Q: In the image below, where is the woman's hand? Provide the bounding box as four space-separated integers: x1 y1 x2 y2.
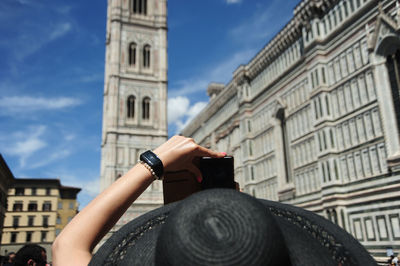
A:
153 135 226 182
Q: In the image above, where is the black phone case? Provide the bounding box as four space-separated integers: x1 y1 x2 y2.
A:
200 156 235 189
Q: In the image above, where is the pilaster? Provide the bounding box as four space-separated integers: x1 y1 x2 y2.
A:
271 103 295 201
371 54 400 163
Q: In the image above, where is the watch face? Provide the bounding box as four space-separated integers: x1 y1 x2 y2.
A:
141 150 163 178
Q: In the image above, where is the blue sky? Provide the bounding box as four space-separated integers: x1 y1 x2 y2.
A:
0 0 300 208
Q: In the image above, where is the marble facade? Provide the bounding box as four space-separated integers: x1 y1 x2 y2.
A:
181 0 400 257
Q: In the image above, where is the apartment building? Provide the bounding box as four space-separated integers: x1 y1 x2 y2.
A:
0 155 14 244
0 178 80 261
55 186 81 236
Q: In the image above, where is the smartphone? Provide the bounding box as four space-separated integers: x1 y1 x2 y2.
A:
163 156 235 204
200 156 235 190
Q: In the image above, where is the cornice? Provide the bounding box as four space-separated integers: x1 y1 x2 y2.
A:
245 9 302 80
368 1 400 53
215 119 240 143
207 82 225 98
183 0 396 139
294 0 341 22
111 16 167 30
181 84 238 136
243 0 362 81
105 128 168 138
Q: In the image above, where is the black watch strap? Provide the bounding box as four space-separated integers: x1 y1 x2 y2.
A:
139 150 164 180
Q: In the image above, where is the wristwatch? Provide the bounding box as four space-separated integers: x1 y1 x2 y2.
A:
139 150 164 180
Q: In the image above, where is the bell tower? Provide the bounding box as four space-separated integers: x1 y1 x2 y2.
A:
100 0 168 229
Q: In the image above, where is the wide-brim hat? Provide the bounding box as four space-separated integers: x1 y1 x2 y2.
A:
90 189 376 266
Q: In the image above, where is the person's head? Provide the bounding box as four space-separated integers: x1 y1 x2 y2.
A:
14 245 47 266
7 252 16 262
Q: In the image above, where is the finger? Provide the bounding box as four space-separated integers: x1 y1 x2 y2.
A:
194 145 226 158
186 164 203 183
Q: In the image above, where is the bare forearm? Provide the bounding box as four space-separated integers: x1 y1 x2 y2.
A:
52 163 153 265
52 136 225 266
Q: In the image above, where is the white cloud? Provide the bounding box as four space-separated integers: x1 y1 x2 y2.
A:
0 96 82 115
168 49 255 135
29 149 72 169
4 125 47 167
13 138 46 158
59 172 100 208
15 0 33 5
188 102 207 120
60 174 100 197
177 101 207 132
9 22 73 62
175 120 187 134
82 178 100 198
168 96 190 124
168 0 295 134
49 22 72 41
169 49 254 98
168 96 207 134
64 134 76 141
226 0 242 4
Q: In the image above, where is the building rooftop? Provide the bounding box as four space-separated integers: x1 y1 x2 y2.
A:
0 154 15 186
60 185 81 199
12 178 61 187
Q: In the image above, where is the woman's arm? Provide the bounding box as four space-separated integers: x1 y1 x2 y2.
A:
52 136 224 266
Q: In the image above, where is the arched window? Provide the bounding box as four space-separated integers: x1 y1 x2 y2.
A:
132 0 147 15
386 49 400 133
127 95 136 118
276 108 292 183
143 45 151 68
142 97 150 120
129 43 136 66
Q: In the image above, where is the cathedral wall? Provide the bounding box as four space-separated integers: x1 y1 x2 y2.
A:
181 0 400 257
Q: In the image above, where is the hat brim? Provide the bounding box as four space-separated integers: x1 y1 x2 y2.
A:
90 196 375 266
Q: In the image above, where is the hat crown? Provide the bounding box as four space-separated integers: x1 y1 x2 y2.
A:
90 189 376 266
155 189 290 266
203 215 229 241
